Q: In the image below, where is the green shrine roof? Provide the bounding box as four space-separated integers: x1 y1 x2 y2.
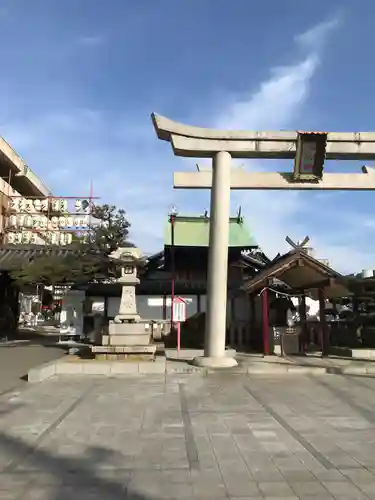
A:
164 215 257 248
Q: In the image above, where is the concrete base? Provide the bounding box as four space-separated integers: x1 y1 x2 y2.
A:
102 334 150 346
166 348 236 362
192 356 238 368
27 352 375 382
91 345 156 361
329 346 375 359
95 354 155 361
92 345 156 354
106 321 151 346
108 321 148 334
28 357 166 382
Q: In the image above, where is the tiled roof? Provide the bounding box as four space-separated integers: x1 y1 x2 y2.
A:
241 249 349 298
0 245 82 270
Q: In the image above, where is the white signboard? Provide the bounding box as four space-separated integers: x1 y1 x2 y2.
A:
147 298 164 307
173 298 186 323
148 297 193 307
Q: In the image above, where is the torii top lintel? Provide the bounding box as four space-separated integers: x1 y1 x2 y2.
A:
151 113 375 161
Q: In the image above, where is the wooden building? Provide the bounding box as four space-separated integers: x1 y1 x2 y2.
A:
85 214 268 347
240 248 352 354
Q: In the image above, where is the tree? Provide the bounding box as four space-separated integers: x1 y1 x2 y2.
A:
89 205 131 252
10 204 137 287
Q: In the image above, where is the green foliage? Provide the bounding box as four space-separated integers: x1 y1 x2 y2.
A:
10 204 134 287
90 204 130 252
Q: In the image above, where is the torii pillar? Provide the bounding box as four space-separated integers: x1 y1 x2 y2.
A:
200 150 233 366
152 115 236 367
151 113 375 368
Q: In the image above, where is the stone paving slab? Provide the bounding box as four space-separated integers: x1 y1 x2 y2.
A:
2 373 375 498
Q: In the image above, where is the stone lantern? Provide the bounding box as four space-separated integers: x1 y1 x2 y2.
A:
91 247 156 360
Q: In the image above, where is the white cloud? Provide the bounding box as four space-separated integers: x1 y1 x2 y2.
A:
215 56 318 131
294 16 341 51
212 20 333 252
203 15 375 274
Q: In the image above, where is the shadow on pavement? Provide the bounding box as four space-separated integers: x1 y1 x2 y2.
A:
0 333 69 396
0 429 158 500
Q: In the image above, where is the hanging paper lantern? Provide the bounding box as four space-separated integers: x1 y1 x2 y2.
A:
59 199 68 211
14 233 22 244
24 215 33 228
22 231 31 244
75 199 82 212
50 216 59 229
25 199 34 212
8 215 17 228
7 233 15 244
34 199 41 212
10 199 19 212
18 199 26 212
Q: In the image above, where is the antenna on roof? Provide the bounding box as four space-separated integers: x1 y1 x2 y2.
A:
237 206 242 222
196 163 200 172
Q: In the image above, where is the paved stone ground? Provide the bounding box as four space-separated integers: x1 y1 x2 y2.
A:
0 339 65 395
2 374 375 499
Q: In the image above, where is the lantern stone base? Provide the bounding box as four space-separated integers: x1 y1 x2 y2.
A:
101 334 150 346
91 345 156 361
104 321 151 346
107 321 147 335
92 319 155 360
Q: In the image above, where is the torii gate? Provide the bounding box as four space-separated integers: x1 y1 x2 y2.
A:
152 113 375 368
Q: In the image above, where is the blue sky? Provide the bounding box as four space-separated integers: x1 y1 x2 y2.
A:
0 0 374 272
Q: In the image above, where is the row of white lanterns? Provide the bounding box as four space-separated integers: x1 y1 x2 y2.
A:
7 232 74 245
10 198 91 213
7 215 90 229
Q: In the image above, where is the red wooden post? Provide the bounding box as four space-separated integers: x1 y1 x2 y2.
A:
177 322 181 355
262 287 269 355
169 213 176 326
299 293 307 354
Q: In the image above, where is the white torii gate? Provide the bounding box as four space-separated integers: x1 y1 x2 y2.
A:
151 113 375 368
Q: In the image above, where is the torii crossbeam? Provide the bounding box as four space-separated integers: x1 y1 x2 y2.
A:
173 166 375 190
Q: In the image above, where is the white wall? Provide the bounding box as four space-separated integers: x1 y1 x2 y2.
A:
107 294 199 320
105 292 258 325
